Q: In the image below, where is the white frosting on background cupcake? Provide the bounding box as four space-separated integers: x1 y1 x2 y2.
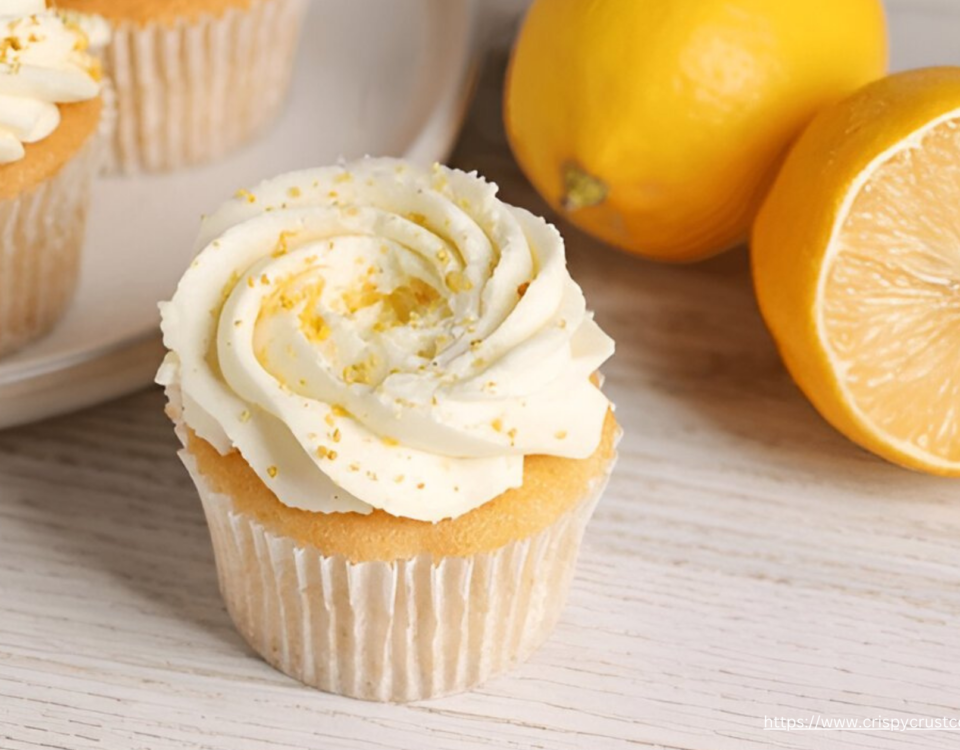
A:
0 0 108 164
159 158 615 522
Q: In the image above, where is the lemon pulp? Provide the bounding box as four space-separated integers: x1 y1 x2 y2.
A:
820 114 960 467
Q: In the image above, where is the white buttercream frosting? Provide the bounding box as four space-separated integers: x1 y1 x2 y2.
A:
0 0 108 165
158 158 615 523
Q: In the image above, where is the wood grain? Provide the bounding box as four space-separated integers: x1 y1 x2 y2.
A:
2 49 960 750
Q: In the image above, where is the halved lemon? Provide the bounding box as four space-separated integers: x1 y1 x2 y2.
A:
753 67 960 475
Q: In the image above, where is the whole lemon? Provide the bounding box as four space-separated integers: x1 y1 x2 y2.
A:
504 0 888 262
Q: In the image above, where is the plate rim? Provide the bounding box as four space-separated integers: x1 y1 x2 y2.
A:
0 0 480 427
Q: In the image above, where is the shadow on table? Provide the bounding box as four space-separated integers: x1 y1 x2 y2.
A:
0 388 253 655
575 233 956 498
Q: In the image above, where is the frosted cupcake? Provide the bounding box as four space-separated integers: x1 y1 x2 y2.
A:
0 0 110 357
57 0 308 174
158 158 618 701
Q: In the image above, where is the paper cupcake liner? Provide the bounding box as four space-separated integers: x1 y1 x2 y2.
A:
103 0 307 174
0 94 113 358
179 446 614 702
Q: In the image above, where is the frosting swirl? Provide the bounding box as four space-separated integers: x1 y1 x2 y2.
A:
0 0 108 165
159 158 615 522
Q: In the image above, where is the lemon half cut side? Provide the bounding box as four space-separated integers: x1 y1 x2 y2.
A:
754 68 960 475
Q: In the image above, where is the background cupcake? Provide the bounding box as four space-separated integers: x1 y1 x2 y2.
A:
56 0 308 174
0 1 110 358
158 157 619 701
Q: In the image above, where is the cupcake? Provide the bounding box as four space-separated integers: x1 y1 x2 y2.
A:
158 158 619 701
56 0 308 174
0 0 110 358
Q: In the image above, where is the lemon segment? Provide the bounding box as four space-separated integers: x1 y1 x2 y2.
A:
821 113 960 468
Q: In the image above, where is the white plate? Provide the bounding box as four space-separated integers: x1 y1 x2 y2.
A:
0 0 478 429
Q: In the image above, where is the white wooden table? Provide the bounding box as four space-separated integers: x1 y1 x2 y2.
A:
2 56 960 750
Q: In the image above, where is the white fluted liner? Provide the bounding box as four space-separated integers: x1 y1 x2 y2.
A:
180 448 613 702
103 0 307 174
0 96 112 358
